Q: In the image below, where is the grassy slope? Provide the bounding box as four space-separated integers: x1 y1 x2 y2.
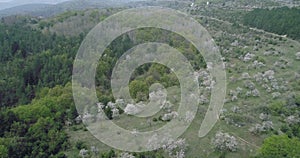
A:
52 4 300 158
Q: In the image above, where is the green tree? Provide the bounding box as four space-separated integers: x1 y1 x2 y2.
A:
0 145 8 158
129 80 149 101
258 135 300 158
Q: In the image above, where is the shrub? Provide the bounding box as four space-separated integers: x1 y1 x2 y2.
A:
258 135 300 158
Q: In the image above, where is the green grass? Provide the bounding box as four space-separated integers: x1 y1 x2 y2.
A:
65 3 300 157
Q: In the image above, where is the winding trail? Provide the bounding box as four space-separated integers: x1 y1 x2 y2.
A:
229 132 260 149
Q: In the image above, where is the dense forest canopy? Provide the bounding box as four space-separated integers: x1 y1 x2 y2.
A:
0 10 206 157
243 7 300 40
0 20 82 106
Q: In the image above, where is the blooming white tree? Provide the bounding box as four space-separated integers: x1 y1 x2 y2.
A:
146 134 187 158
112 108 120 119
244 80 256 90
252 89 260 97
91 146 99 155
263 70 275 80
231 106 240 113
272 92 281 99
296 52 300 60
212 132 238 152
184 111 195 123
116 99 126 109
79 149 89 158
75 115 82 124
235 87 243 96
199 95 209 105
97 102 105 112
285 115 300 125
243 53 255 62
82 112 93 123
231 95 238 102
259 113 269 121
162 138 187 158
160 101 174 110
249 121 273 135
241 72 251 79
119 152 135 158
107 101 116 109
162 111 178 121
124 104 140 115
252 60 265 69
254 72 263 83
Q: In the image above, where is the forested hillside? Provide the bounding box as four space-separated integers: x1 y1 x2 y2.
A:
0 19 82 106
0 1 300 158
0 9 205 157
243 7 300 40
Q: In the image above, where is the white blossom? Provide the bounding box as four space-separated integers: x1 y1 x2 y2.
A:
116 99 126 109
274 58 290 69
91 146 99 154
174 150 185 158
263 70 275 79
264 50 281 56
262 121 273 130
82 112 93 122
202 80 212 87
231 40 239 47
259 113 269 121
124 104 140 115
131 129 138 137
126 55 131 60
160 101 173 110
79 149 88 158
252 60 265 69
241 72 251 79
271 81 280 91
97 102 105 112
112 108 120 119
119 152 135 158
162 138 187 158
199 95 209 105
263 51 272 56
149 89 166 102
206 62 213 71
212 132 238 152
231 106 240 113
231 95 238 102
249 121 273 134
185 111 195 123
245 91 252 97
249 124 263 134
243 53 255 62
244 80 256 90
75 115 82 124
262 84 272 92
272 92 281 99
285 115 300 125
296 52 300 60
254 73 263 83
146 134 161 150
107 101 116 109
229 90 237 96
236 87 243 95
162 111 178 121
252 89 260 97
